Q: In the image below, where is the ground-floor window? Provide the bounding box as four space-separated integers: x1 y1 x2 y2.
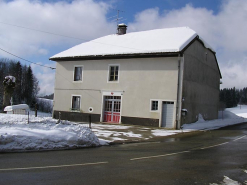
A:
71 96 81 111
151 100 158 111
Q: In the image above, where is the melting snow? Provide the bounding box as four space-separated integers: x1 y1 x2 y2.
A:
210 176 242 185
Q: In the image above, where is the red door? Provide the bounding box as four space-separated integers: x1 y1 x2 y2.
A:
104 96 121 123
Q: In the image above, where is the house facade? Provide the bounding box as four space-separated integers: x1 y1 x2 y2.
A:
50 26 221 129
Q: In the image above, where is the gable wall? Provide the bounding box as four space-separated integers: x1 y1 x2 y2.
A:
182 39 221 125
53 57 179 126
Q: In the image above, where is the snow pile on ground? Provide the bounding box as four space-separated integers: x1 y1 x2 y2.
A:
182 108 247 131
0 114 99 152
226 105 247 118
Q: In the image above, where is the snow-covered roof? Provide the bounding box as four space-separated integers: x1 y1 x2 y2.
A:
4 104 29 111
50 27 214 60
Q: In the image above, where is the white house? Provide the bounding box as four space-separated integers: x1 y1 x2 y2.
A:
50 25 221 129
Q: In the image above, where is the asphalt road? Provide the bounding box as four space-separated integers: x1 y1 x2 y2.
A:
0 123 247 185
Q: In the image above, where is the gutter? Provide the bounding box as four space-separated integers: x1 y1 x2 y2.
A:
49 52 179 61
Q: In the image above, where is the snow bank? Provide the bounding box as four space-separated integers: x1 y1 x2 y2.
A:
0 114 99 152
226 105 247 118
183 109 247 131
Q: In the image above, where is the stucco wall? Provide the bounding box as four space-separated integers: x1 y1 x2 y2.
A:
53 57 178 125
182 40 221 125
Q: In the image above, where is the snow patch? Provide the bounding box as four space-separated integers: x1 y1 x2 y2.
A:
210 176 242 185
152 129 181 137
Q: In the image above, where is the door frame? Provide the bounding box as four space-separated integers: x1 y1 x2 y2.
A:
100 91 124 123
103 96 121 122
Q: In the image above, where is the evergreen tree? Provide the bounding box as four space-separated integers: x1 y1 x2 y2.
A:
219 87 247 108
0 59 40 110
12 61 22 104
21 65 27 103
23 66 34 106
242 88 247 104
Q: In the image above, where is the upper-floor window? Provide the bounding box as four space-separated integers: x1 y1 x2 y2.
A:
74 66 83 81
108 65 119 82
71 95 81 111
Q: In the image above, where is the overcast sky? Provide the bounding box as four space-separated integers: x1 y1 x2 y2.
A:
0 0 246 95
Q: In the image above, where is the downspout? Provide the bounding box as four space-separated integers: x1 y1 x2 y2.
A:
176 54 184 129
52 63 58 119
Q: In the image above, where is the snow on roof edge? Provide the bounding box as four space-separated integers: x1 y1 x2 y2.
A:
50 50 181 60
50 27 215 60
198 36 215 53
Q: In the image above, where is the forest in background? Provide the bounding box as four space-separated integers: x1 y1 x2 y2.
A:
0 58 39 111
219 87 247 108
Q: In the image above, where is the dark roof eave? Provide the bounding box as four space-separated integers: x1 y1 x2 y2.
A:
49 52 180 61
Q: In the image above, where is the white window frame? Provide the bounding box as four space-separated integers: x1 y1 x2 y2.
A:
71 95 81 112
73 65 83 82
107 64 120 83
150 99 159 112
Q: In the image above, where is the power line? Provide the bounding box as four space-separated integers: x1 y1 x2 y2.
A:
0 21 144 52
0 21 84 41
0 47 55 70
